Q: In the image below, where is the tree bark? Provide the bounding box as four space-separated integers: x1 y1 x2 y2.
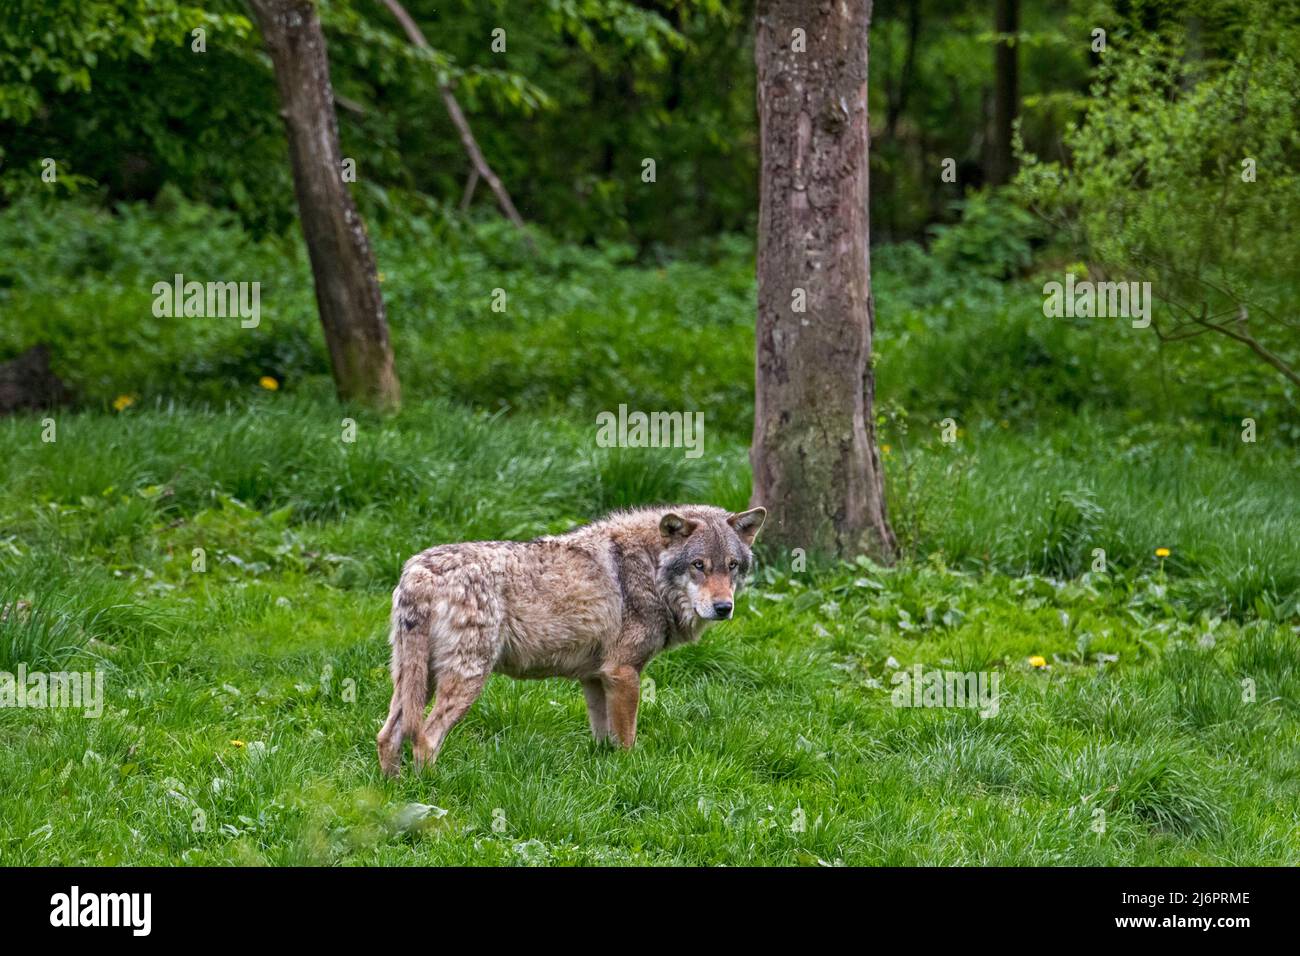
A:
751 0 897 562
250 0 401 411
988 0 1019 186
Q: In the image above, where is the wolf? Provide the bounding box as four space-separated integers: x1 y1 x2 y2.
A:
376 504 766 775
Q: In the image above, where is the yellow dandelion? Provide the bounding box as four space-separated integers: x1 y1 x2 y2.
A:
1155 547 1171 558
112 395 135 412
230 739 245 748
1028 655 1047 668
881 444 892 455
258 376 279 391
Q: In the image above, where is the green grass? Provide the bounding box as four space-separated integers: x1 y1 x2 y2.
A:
0 400 1297 865
0 197 1296 865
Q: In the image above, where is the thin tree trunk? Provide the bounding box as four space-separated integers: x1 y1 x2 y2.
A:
751 0 897 562
459 167 480 212
378 0 527 230
885 0 922 140
250 0 400 410
988 0 1019 186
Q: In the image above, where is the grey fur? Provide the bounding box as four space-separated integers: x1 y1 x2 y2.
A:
377 504 765 774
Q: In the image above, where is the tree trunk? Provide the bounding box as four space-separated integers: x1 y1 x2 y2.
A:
250 0 401 411
751 0 897 563
988 0 1019 186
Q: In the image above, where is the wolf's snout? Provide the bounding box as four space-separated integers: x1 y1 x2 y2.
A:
712 600 733 619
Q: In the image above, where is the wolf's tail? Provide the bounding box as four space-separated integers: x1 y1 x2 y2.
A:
389 579 432 742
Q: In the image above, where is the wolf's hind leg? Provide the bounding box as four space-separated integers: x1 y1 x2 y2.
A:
376 686 405 777
377 567 441 776
582 678 610 742
413 671 488 771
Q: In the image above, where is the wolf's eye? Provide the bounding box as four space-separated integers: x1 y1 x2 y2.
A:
692 560 705 571
728 559 738 570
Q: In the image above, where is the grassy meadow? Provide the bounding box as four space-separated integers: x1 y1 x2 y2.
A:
0 199 1297 865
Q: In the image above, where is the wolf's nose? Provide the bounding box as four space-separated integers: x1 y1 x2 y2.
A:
712 601 733 619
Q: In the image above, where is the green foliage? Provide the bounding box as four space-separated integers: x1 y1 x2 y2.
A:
868 0 1093 241
0 1 254 124
4 190 1296 437
1015 0 1300 405
0 2 267 210
0 194 757 432
0 0 757 242
0 0 1106 245
928 190 1043 279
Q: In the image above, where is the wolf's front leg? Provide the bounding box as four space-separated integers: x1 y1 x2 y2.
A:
581 677 610 742
602 665 641 749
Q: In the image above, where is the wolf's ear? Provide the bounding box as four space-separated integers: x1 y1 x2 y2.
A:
660 512 697 540
727 507 767 546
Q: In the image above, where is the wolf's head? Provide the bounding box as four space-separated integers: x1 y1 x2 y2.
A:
657 506 766 624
